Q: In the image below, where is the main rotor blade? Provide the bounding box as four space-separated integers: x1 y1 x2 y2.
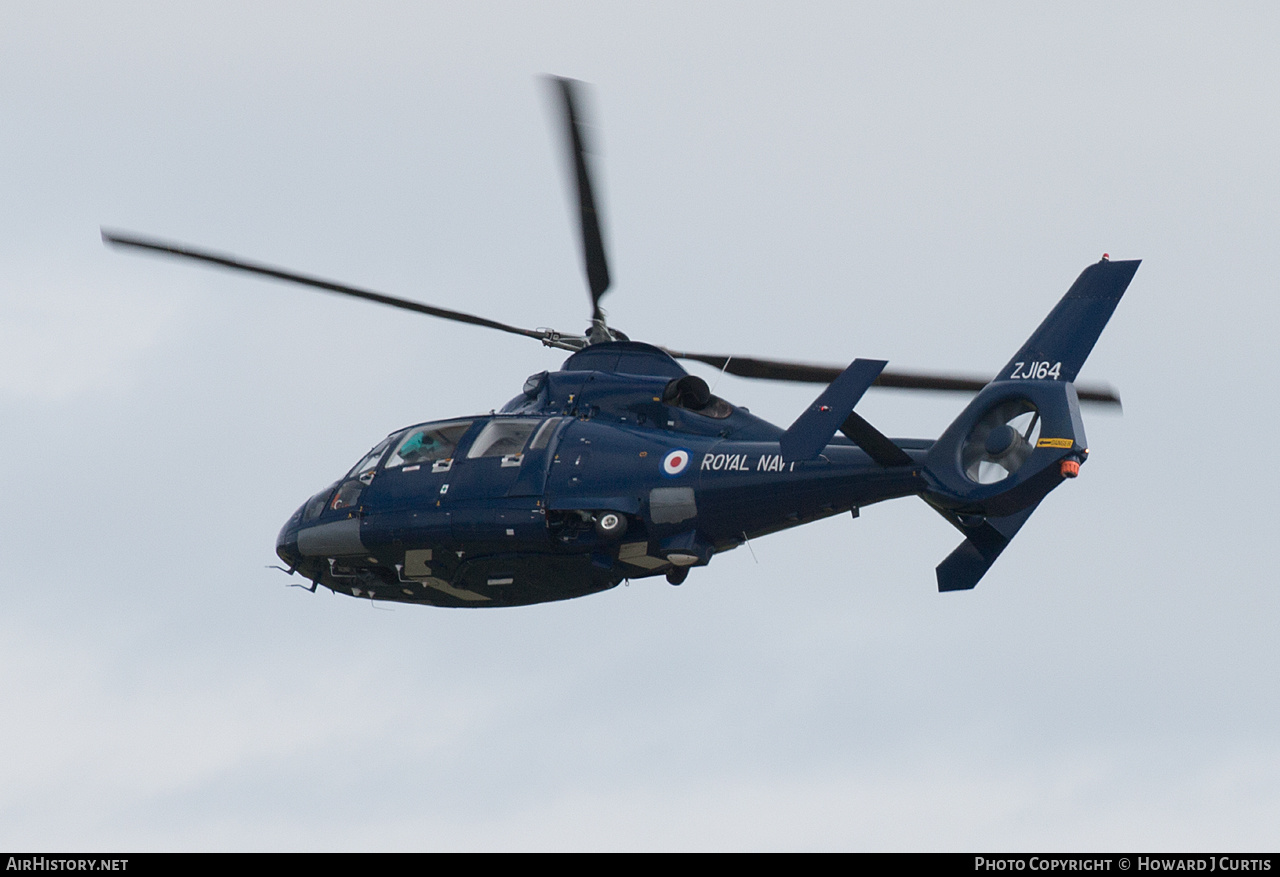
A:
101 229 549 342
550 76 611 319
662 349 1122 406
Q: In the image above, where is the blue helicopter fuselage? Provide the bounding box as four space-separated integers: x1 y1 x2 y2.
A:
275 342 929 607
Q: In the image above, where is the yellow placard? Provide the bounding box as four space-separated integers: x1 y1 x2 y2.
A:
1036 437 1074 449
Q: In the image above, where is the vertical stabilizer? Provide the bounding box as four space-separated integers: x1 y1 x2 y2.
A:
922 257 1139 591
997 258 1139 385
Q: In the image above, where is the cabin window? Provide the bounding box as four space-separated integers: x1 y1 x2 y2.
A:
386 421 474 469
467 419 541 459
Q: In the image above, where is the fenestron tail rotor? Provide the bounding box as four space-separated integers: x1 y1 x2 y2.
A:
959 399 1041 484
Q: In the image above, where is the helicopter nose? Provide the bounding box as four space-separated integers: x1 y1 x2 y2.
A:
276 504 304 569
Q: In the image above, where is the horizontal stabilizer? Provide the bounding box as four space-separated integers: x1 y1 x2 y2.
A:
935 501 1040 592
779 359 886 461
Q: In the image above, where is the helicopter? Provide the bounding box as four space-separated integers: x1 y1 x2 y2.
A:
103 77 1138 608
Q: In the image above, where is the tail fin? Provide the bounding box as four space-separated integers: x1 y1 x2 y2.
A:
998 257 1139 385
922 257 1139 590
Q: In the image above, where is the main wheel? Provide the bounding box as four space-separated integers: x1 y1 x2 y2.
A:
594 511 628 539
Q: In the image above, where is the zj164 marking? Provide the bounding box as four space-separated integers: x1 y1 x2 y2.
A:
1010 361 1062 380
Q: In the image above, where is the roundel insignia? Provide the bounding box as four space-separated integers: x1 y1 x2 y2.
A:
662 448 691 477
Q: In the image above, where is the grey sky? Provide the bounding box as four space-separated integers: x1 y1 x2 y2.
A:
1 3 1277 850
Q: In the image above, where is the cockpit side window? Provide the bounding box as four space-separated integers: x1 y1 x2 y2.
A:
386 421 474 469
467 418 541 459
346 437 394 484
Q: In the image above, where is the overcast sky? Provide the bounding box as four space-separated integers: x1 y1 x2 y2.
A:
2 2 1278 851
